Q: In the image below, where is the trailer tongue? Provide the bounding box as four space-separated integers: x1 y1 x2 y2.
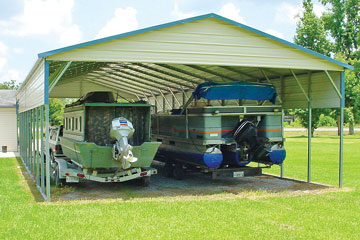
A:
152 82 286 180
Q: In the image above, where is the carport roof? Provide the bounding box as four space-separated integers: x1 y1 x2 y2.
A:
17 13 353 112
38 13 352 70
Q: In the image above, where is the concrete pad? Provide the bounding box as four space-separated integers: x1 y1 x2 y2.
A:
0 152 19 158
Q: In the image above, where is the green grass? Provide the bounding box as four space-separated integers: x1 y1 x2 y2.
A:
261 134 360 189
1 135 360 239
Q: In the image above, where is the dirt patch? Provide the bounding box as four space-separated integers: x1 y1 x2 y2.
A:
47 162 351 203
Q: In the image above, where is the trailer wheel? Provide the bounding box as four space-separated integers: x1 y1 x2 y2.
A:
140 176 150 187
173 164 185 180
52 163 65 187
164 163 174 178
50 151 55 161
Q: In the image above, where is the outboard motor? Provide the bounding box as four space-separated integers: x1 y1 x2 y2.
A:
233 120 258 149
233 119 286 165
110 117 138 169
233 120 258 162
254 143 286 164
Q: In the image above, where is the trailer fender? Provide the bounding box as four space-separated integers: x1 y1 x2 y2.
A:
55 159 70 179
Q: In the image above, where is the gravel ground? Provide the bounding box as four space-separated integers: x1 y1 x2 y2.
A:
52 161 328 201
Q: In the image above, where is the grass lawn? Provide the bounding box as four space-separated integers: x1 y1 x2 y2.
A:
1 135 360 239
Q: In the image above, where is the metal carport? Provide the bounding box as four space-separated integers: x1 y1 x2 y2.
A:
16 13 353 201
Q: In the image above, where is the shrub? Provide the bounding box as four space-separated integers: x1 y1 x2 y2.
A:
318 114 337 127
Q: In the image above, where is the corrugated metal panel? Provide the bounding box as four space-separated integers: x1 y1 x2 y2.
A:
148 71 341 110
17 59 45 113
49 77 137 99
276 71 340 108
46 18 343 71
0 108 17 151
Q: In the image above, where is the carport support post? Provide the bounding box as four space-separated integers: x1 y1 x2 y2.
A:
44 60 51 201
36 107 40 186
339 71 345 188
40 105 45 192
307 72 312 183
28 110 31 170
280 109 284 178
45 103 50 200
280 76 284 178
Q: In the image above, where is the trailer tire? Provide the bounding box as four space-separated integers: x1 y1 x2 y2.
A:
164 163 174 178
140 176 151 187
52 163 65 187
173 164 185 180
50 151 55 162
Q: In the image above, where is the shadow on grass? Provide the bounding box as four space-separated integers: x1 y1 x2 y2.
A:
15 157 45 202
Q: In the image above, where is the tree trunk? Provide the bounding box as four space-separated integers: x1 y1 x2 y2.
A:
337 116 340 136
349 122 355 135
311 127 315 137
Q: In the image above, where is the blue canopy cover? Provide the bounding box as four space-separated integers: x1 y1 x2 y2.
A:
192 82 278 104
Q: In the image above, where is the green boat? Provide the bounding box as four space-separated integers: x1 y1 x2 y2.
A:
53 92 160 186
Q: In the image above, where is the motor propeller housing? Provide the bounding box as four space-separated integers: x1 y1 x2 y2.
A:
110 117 138 169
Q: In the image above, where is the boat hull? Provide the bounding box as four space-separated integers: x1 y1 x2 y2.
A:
60 137 161 169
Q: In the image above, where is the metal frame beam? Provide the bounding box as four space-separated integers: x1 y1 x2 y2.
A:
85 78 137 97
159 90 172 109
40 106 45 192
155 63 209 84
150 91 161 108
86 76 151 96
307 71 312 183
45 60 51 201
49 61 72 92
185 65 239 82
133 63 202 86
219 66 260 80
109 66 189 91
168 87 181 107
92 71 169 93
339 71 345 188
290 69 310 102
261 68 284 77
324 70 342 99
88 73 155 94
117 64 194 89
260 68 283 104
99 69 175 92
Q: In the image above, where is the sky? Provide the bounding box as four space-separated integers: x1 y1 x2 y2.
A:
0 0 327 84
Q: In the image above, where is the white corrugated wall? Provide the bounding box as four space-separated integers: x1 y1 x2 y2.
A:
17 59 45 113
0 108 17 152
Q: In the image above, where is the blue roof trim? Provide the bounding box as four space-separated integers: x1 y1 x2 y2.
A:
38 13 353 70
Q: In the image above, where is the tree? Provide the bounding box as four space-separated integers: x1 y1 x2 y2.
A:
294 0 332 56
0 80 20 90
49 98 66 125
293 0 332 135
294 108 330 136
321 0 359 59
345 59 360 134
320 0 360 134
